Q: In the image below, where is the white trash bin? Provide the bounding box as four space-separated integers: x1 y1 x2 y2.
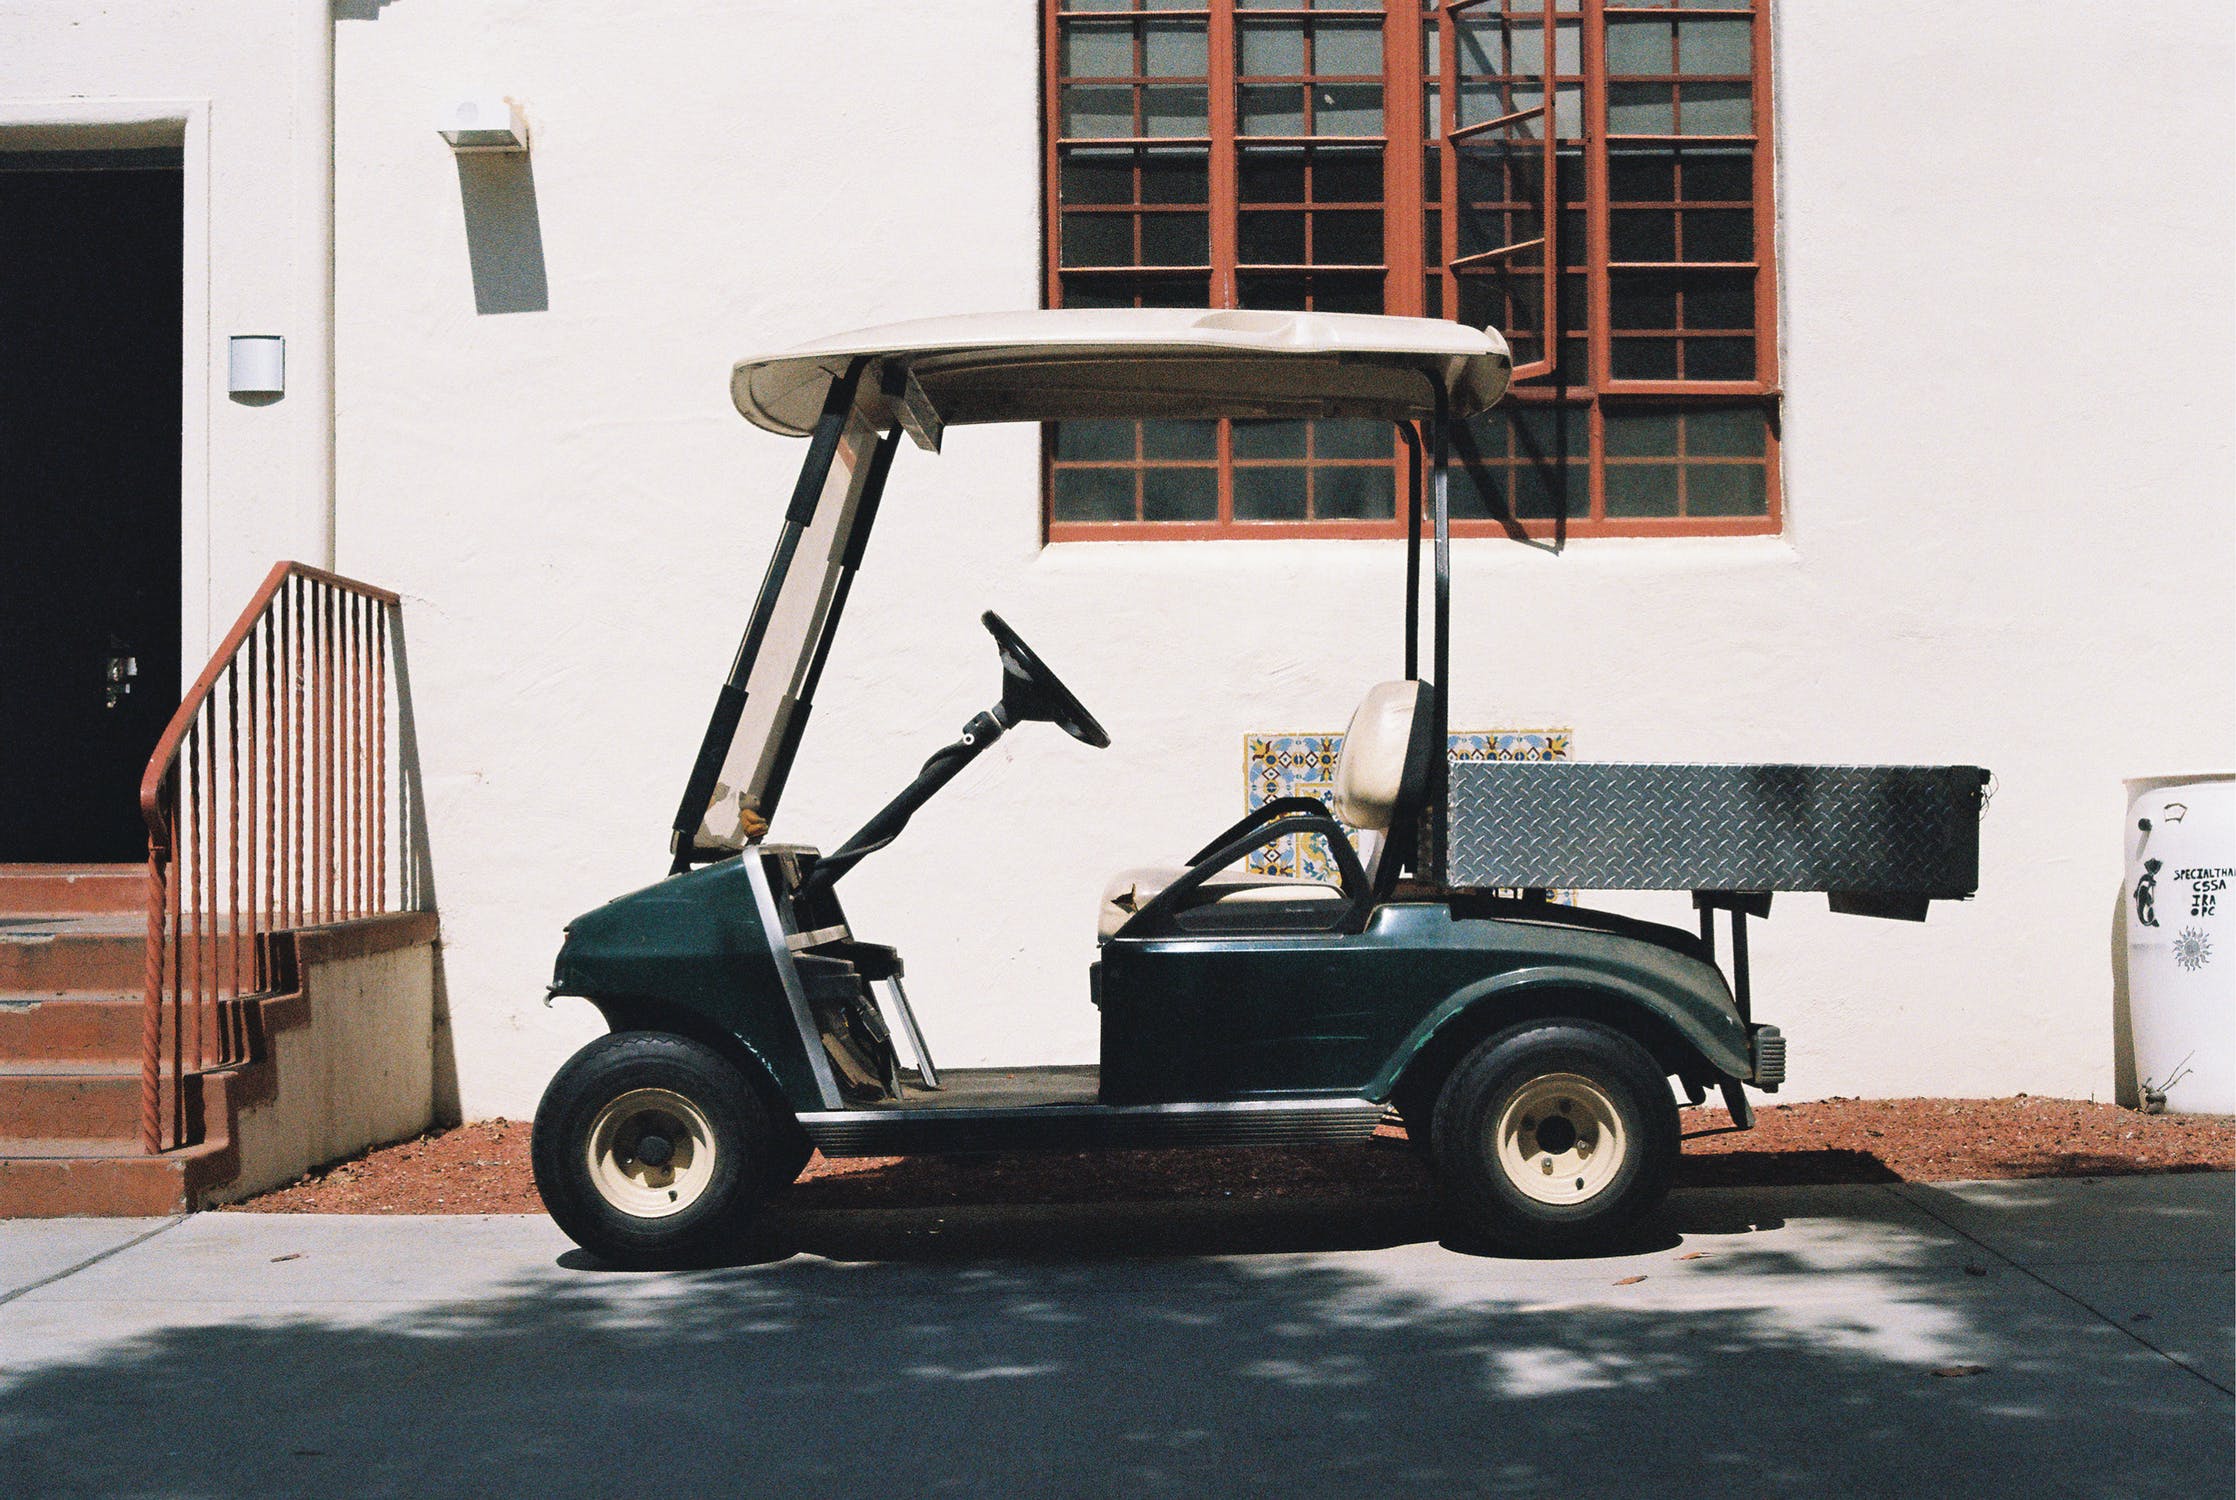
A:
2122 773 2234 1113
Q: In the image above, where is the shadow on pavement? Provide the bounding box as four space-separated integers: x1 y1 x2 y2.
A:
2 1182 2229 1497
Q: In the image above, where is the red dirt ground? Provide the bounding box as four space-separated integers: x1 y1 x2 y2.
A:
227 1096 2233 1215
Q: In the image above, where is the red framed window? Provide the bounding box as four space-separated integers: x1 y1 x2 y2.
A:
1043 0 1781 540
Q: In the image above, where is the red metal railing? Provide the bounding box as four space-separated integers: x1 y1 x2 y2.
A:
138 562 417 1152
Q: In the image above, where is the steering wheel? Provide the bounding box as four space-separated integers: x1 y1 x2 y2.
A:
982 612 1111 749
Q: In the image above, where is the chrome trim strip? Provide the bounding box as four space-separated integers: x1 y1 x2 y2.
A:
798 1097 1383 1155
745 854 843 1110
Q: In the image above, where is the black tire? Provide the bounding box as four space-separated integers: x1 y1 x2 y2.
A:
532 1031 780 1268
1429 1019 1680 1252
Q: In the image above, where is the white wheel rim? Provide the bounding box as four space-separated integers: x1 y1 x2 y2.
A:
1492 1072 1628 1206
585 1087 717 1220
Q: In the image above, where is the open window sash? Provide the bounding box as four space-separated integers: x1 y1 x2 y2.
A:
1440 0 1559 383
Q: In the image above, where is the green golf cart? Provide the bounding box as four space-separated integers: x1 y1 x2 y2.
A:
531 309 1987 1266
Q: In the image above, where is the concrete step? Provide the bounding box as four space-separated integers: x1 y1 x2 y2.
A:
0 915 148 993
0 1063 143 1141
0 1140 225 1216
0 994 144 1065
0 864 144 916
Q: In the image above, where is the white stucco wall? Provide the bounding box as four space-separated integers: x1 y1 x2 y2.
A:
0 0 332 656
96 0 2224 1117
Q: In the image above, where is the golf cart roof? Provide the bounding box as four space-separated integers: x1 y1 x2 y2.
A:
731 308 1512 439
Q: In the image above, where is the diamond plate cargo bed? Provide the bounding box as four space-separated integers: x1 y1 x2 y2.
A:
1446 762 1989 909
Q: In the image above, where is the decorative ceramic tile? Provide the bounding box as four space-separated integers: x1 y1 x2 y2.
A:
1244 728 1574 883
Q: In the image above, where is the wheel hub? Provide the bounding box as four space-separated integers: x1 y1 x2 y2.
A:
585 1087 717 1219
1493 1073 1628 1206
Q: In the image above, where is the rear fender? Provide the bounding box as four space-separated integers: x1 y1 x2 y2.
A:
1373 961 1751 1105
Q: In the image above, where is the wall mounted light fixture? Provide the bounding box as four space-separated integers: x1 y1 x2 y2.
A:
438 97 529 153
228 335 285 396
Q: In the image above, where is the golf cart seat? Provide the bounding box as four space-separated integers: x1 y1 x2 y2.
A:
1098 680 1433 940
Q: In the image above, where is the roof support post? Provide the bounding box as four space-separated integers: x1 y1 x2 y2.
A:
1398 421 1424 682
1429 382 1452 887
669 357 868 871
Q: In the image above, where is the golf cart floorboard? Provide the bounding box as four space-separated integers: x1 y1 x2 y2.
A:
798 1066 1383 1157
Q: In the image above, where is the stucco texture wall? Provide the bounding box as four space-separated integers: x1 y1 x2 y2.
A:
329 1 2234 1118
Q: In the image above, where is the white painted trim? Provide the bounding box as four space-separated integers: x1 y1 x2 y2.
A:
0 97 212 678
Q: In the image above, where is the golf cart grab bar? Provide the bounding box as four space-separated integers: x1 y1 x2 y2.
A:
1123 811 1372 937
1187 797 1333 866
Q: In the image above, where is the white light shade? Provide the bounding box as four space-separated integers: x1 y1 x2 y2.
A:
438 96 529 153
228 335 285 396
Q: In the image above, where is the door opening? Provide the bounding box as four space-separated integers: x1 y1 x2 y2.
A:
0 148 184 862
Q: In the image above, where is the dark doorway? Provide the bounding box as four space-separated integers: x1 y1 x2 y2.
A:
0 151 184 862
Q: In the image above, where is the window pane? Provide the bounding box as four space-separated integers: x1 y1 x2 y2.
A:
1682 150 1752 202
1684 336 1755 379
1139 151 1209 203
1606 84 1675 134
1240 21 1306 76
1233 467 1311 520
1142 419 1220 460
1314 465 1396 519
1603 411 1679 458
1052 468 1136 522
1677 18 1751 76
1142 466 1220 520
1608 151 1676 204
1139 211 1210 264
1682 208 1751 262
1680 270 1750 328
1241 84 1307 135
1062 22 1136 79
1685 406 1767 458
1512 453 1587 519
1142 20 1208 76
1061 212 1134 267
1313 418 1392 460
1613 338 1679 379
1241 149 1307 202
1685 464 1767 517
1055 420 1136 462
1241 210 1307 263
1311 21 1383 76
1610 270 1679 331
1062 84 1134 137
1610 209 1677 261
1313 84 1383 136
1679 83 1751 134
1451 463 1504 519
1514 405 1586 461
1605 17 1673 74
1311 274 1384 314
1061 152 1134 205
1143 85 1210 136
1314 210 1382 264
1233 420 1308 460
1313 151 1382 203
1604 463 1680 517
1059 273 1212 309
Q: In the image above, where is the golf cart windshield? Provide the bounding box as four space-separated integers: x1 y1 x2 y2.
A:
673 309 1512 867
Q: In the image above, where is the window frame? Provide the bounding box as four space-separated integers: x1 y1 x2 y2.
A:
1041 0 1781 542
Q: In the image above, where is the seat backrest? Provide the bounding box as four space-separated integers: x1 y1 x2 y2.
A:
1330 679 1434 894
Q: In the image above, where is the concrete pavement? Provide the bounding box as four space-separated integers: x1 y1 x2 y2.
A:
1 1174 2228 1498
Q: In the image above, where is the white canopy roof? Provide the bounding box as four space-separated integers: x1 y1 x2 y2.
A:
730 308 1512 439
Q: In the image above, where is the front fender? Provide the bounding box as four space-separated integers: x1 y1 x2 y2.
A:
549 858 828 1111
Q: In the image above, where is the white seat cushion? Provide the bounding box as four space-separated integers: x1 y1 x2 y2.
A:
1098 865 1344 941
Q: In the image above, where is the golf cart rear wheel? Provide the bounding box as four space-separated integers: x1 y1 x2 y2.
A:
1430 1019 1679 1251
533 1031 776 1268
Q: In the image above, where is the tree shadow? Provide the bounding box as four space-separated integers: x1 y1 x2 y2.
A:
3 1188 2226 1498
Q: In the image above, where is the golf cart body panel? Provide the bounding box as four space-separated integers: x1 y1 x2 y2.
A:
1096 901 1751 1106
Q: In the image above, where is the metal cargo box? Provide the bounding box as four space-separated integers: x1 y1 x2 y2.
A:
1446 762 1989 902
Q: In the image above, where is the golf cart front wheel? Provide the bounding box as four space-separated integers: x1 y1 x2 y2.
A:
532 1031 777 1268
1430 1019 1679 1250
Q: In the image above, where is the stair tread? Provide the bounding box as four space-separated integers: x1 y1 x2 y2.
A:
0 1060 144 1080
0 1137 178 1160
0 915 148 939
0 992 142 1006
